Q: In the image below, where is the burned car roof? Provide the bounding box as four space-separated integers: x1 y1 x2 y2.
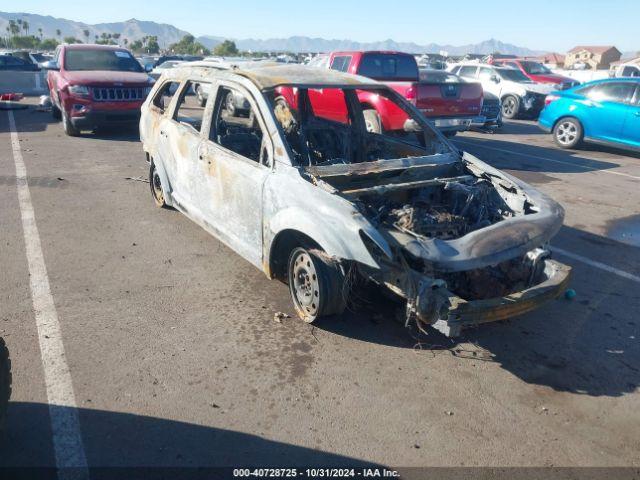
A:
163 63 382 90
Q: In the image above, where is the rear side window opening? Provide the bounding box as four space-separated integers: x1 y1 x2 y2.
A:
152 81 181 112
356 54 418 81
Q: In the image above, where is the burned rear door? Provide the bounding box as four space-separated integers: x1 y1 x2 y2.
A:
197 82 273 268
164 80 210 216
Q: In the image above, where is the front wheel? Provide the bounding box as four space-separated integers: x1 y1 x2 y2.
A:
0 338 11 431
553 118 583 149
61 110 79 136
501 95 520 119
196 85 206 107
287 248 346 323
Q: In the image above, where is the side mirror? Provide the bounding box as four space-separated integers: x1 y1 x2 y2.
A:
145 64 153 73
42 60 59 71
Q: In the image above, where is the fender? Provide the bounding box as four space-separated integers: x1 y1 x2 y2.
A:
266 205 391 270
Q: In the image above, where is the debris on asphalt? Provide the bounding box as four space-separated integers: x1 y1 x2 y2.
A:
125 176 149 183
445 410 454 416
565 289 577 300
274 312 291 323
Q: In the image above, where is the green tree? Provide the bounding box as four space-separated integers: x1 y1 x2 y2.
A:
38 27 43 40
213 40 239 57
56 28 61 41
146 35 160 54
40 38 59 51
83 29 90 43
169 35 211 55
22 20 29 36
63 36 81 44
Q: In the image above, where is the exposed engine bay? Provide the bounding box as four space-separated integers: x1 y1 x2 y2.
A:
360 178 515 241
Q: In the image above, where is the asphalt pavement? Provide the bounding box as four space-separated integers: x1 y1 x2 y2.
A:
1 104 639 474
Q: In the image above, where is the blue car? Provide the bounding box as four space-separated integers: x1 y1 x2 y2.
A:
538 78 640 150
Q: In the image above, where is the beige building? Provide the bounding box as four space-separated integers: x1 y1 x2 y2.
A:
565 46 622 70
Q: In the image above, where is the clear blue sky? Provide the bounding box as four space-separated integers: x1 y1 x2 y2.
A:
11 0 638 52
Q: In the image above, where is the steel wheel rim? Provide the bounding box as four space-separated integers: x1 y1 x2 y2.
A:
225 93 235 113
152 169 164 204
556 121 577 145
291 252 320 317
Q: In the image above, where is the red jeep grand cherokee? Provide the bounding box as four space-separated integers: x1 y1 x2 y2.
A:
46 44 154 136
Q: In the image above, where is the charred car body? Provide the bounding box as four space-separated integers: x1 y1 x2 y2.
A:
140 63 570 337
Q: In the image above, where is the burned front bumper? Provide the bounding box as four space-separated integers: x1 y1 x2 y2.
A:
430 259 571 337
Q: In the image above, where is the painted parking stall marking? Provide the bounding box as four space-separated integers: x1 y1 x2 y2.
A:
8 111 89 479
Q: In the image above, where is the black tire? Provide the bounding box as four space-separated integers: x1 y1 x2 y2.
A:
0 338 11 432
501 95 520 119
149 161 167 208
363 109 382 134
196 85 206 107
443 131 457 138
62 110 79 137
51 102 61 120
287 247 346 323
553 117 583 149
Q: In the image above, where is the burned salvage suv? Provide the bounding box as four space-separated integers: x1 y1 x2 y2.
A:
140 63 571 337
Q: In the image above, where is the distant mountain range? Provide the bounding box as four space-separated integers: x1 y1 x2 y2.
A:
0 11 543 56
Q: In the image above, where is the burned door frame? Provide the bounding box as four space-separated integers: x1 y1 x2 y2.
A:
161 79 212 217
196 79 275 269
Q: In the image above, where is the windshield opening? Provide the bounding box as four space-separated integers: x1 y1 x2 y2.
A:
267 86 449 167
521 61 551 75
64 49 144 72
499 68 530 82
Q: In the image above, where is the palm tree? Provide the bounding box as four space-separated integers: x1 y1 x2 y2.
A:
123 38 128 47
83 29 90 43
56 28 61 41
22 20 29 36
38 27 43 40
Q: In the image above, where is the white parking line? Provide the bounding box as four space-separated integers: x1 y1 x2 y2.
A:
455 139 640 181
552 246 640 284
8 111 89 478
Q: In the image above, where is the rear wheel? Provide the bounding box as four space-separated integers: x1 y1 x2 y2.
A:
0 338 11 431
149 161 167 208
225 92 236 116
363 109 382 134
553 117 583 149
501 95 520 119
196 84 206 107
287 248 346 323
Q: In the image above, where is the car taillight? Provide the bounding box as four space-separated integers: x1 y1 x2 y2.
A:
405 86 416 105
545 94 560 106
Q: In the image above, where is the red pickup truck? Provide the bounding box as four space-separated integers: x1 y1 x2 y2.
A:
284 51 483 135
45 44 154 136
